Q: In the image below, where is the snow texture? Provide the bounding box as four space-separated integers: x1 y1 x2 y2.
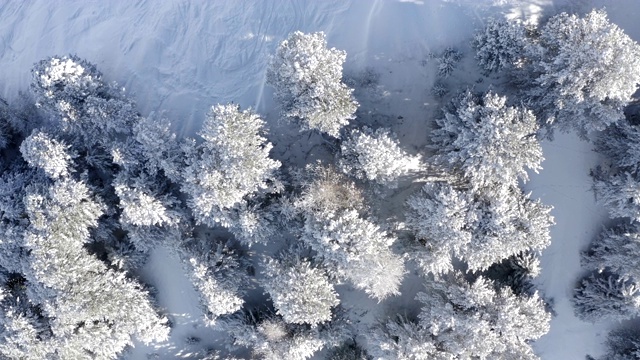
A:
0 0 638 359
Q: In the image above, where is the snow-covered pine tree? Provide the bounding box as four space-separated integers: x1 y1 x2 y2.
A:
31 55 105 117
114 177 180 229
223 311 326 360
573 273 640 322
594 121 640 174
0 168 38 275
525 9 640 136
405 182 553 274
219 202 280 247
416 274 549 359
431 90 543 194
0 98 18 150
591 121 640 223
31 55 140 148
181 103 280 231
338 126 420 188
0 303 51 359
261 254 339 326
466 186 553 271
292 164 404 300
178 238 250 325
436 47 462 78
20 130 75 179
302 209 405 300
365 315 439 360
582 223 640 284
485 251 542 296
404 182 472 275
20 178 169 358
31 55 186 256
267 31 358 138
326 340 369 360
0 272 52 359
473 17 528 73
367 274 549 359
133 113 185 182
592 168 640 221
602 327 640 360
113 173 183 253
31 55 186 185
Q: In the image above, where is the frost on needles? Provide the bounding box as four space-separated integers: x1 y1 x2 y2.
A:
0 46 380 358
6 10 636 356
267 31 358 138
473 9 640 138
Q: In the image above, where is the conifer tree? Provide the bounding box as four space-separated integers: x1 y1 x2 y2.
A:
583 223 640 286
179 238 250 325
181 103 280 229
431 90 542 194
602 327 640 360
293 165 404 300
417 275 549 359
526 10 640 136
267 31 358 137
20 130 75 179
594 121 640 174
18 178 169 358
261 255 339 326
473 17 528 73
339 127 419 188
368 274 549 359
223 311 326 360
31 55 140 148
574 273 640 322
302 209 405 300
405 183 553 273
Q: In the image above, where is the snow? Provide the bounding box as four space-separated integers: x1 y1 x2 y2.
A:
0 0 479 138
133 246 226 358
1 0 639 359
524 133 612 359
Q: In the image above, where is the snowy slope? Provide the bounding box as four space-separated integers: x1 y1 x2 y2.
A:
1 0 639 359
524 133 612 359
0 0 481 137
525 3 640 359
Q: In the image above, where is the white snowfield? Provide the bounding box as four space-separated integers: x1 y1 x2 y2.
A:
1 0 639 359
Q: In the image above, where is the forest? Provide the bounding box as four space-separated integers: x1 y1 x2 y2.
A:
1 7 640 360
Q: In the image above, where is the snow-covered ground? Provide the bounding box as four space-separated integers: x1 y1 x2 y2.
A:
525 133 611 359
1 0 639 359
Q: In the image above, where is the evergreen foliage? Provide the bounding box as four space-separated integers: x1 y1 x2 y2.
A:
223 311 328 360
583 223 640 283
526 10 640 136
302 208 405 300
20 130 75 179
473 17 528 73
405 182 553 273
595 121 640 174
339 126 419 188
261 255 339 326
583 108 640 324
573 273 640 322
179 239 249 325
182 103 280 228
267 31 358 137
431 90 543 194
0 16 572 356
602 327 640 360
436 47 462 78
367 274 549 359
19 178 169 358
